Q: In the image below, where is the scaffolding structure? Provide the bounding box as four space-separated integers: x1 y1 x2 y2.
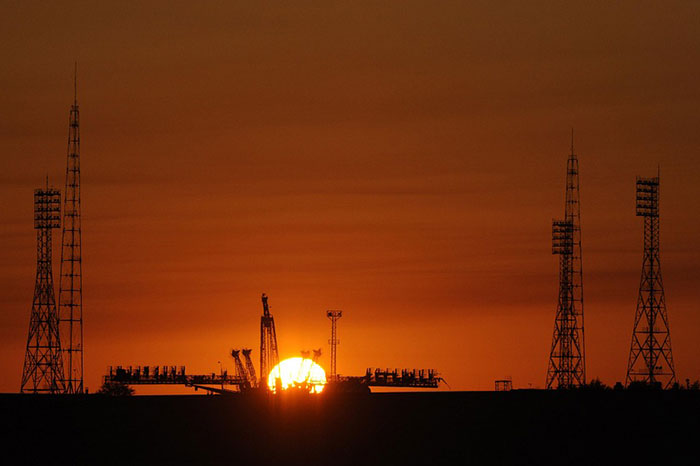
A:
359 368 441 388
21 186 65 393
626 175 676 388
494 378 513 392
105 365 249 391
546 134 586 388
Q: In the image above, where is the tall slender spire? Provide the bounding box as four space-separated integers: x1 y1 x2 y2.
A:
546 133 586 388
570 128 574 155
59 66 84 394
73 62 77 105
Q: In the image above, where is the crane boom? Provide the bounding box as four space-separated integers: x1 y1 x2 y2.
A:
242 348 257 388
230 350 251 391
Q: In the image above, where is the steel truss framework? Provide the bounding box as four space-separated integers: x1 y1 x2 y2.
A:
59 67 84 394
327 310 342 381
626 176 676 388
547 136 586 388
260 294 279 387
21 187 66 393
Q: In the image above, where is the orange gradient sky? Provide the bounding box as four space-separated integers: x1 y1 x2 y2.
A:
1 1 700 392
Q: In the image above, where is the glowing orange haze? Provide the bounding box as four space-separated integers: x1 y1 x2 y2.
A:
1 2 700 393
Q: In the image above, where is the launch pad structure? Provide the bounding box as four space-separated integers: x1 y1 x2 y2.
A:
104 294 443 393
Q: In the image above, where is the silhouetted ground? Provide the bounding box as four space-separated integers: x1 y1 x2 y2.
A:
2 390 699 465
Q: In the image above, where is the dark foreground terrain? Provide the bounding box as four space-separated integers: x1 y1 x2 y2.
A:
2 390 699 465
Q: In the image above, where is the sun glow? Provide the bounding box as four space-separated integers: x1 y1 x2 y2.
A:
267 357 327 394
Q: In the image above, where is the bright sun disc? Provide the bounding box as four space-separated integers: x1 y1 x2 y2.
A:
267 357 327 394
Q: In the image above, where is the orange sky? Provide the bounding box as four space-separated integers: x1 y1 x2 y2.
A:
1 1 700 393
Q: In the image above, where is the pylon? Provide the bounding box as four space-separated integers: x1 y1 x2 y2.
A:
21 185 65 393
626 174 676 388
59 64 84 394
546 132 586 388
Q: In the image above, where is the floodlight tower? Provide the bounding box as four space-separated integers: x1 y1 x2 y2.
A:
21 185 66 393
58 65 84 394
259 293 279 387
626 174 676 388
327 310 342 381
546 133 586 389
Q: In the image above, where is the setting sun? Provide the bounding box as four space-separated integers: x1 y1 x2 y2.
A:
267 357 327 394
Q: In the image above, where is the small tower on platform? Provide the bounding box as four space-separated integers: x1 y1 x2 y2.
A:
327 310 342 381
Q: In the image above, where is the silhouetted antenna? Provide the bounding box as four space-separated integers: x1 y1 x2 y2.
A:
327 310 342 381
546 134 586 388
626 174 676 388
570 128 574 154
58 67 84 394
73 62 77 104
21 185 65 393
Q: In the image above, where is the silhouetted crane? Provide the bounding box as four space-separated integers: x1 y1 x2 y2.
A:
241 348 257 388
230 349 251 391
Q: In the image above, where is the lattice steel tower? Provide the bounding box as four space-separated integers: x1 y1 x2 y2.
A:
59 66 84 394
546 133 586 389
259 293 279 387
326 310 342 381
21 185 66 393
626 174 676 388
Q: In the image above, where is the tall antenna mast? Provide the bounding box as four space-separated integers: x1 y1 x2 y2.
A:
21 185 65 393
626 174 676 387
546 132 586 388
59 63 84 394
